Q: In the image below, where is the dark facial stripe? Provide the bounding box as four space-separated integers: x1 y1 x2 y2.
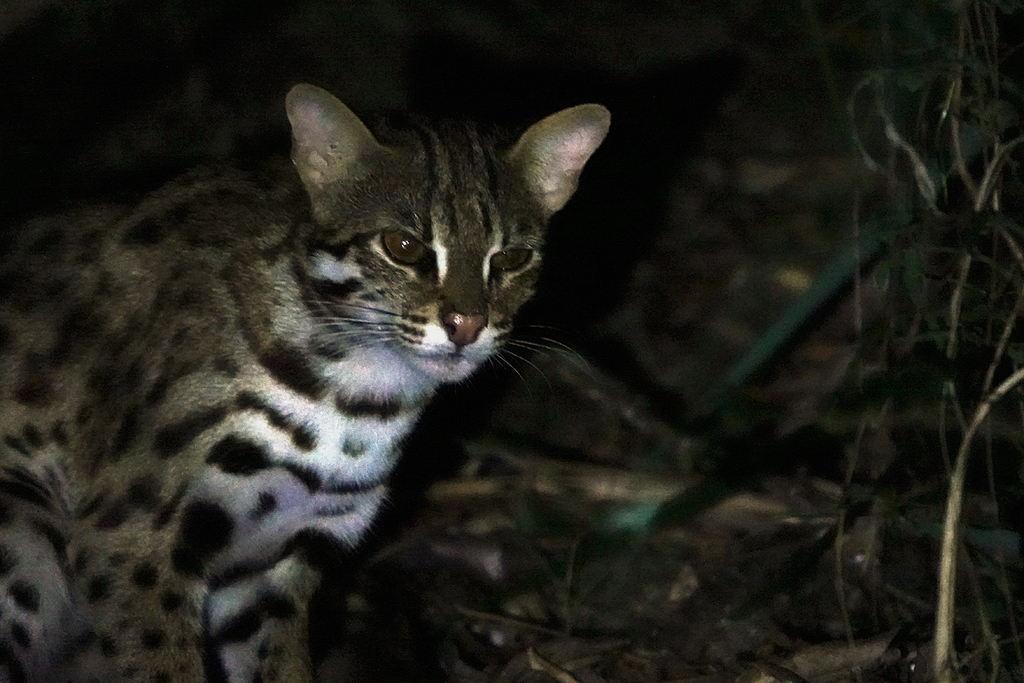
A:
153 405 229 458
309 277 361 301
335 394 402 419
412 123 440 243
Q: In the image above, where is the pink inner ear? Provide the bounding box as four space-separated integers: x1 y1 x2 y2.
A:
558 128 606 175
289 99 334 154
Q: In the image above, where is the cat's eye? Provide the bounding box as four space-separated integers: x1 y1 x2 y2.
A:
382 230 428 265
490 248 533 272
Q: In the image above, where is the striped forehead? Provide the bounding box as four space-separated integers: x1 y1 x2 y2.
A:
411 123 505 281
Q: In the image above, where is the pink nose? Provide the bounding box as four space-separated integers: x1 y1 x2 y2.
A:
442 311 486 347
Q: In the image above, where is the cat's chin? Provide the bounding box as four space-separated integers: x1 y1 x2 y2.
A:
405 350 483 383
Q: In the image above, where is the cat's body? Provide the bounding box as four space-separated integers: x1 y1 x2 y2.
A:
0 84 608 682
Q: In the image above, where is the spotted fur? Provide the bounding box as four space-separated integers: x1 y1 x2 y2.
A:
0 84 608 682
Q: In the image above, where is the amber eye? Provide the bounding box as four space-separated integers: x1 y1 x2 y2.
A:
490 248 533 272
382 231 428 265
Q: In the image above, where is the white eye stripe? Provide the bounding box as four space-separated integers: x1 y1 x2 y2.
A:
433 238 449 283
482 232 505 282
310 251 362 283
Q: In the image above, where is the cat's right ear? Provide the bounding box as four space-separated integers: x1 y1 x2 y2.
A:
286 84 385 212
507 104 610 218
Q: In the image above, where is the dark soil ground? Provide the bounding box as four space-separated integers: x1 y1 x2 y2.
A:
3 1 1022 682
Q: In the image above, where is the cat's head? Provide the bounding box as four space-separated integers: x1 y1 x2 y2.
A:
286 84 609 383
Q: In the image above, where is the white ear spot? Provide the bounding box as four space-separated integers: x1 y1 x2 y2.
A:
507 104 610 217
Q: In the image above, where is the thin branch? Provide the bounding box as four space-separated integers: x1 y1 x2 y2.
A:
975 135 1024 212
947 252 973 360
935 363 1024 683
981 286 1024 396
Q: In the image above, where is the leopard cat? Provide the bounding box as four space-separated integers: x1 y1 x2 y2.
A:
0 83 609 683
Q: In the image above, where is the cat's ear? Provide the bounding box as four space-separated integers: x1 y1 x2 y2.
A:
507 104 610 217
285 84 385 202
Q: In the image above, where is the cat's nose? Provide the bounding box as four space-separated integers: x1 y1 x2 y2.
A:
442 311 486 347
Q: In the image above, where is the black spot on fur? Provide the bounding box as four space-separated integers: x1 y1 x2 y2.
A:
131 563 158 589
9 623 29 649
26 226 64 254
342 439 367 457
8 581 38 613
73 550 89 574
94 499 130 529
216 610 261 643
154 482 189 530
173 501 233 576
79 493 105 518
87 575 112 603
100 634 117 657
207 436 271 475
122 215 168 246
14 366 54 407
257 344 324 399
1 437 29 457
145 376 170 406
335 394 402 419
213 356 238 376
282 463 321 493
141 629 165 650
287 529 346 571
0 640 26 683
235 392 316 450
236 392 288 429
0 477 49 508
20 425 43 450
50 422 69 447
153 405 228 458
31 520 67 564
126 477 161 511
0 545 17 575
110 409 140 455
251 491 277 520
171 547 203 577
160 591 182 613
292 426 315 450
262 593 297 619
49 302 104 365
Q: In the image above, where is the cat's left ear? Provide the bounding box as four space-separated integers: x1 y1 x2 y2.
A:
507 104 610 218
286 84 386 215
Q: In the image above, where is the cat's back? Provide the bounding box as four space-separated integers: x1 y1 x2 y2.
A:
0 160 306 454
